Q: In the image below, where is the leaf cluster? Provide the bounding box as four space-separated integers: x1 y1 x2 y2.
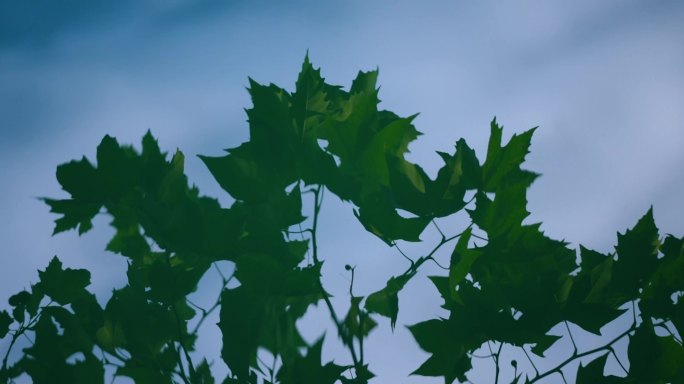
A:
1 56 682 384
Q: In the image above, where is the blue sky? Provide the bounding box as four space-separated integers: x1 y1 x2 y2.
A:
1 1 683 382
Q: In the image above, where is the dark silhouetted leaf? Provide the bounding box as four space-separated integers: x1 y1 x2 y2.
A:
576 353 625 383
276 337 347 384
37 256 90 305
628 323 684 382
365 272 414 329
0 311 11 339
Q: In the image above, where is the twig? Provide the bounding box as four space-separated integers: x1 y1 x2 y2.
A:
191 273 233 335
609 347 628 375
394 243 415 268
432 219 446 241
529 320 637 383
494 342 503 384
427 256 449 270
348 265 356 297
564 321 577 354
521 345 539 376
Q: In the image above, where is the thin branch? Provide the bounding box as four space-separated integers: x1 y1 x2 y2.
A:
494 342 503 384
191 274 233 335
391 223 474 285
1 302 51 372
311 186 323 264
426 256 449 270
631 300 638 325
530 320 637 383
654 321 683 344
470 231 488 242
359 311 366 367
432 219 446 241
609 347 629 375
173 308 196 380
213 262 228 284
167 256 195 382
170 341 191 384
564 321 577 354
394 243 415 268
348 266 356 297
521 345 539 376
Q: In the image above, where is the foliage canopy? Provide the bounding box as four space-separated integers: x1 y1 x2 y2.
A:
2 57 683 383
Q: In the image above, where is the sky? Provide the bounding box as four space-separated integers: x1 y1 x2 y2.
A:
1 1 683 383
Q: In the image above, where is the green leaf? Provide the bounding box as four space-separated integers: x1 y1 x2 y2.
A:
659 234 684 289
628 323 684 382
43 197 102 235
365 273 414 329
276 337 347 384
641 234 684 321
322 87 379 164
20 306 105 384
38 256 90 305
219 254 320 380
291 54 333 131
200 144 282 204
467 224 576 323
354 193 430 244
481 118 538 192
0 310 11 338
576 353 625 383
42 155 103 235
565 247 629 334
386 157 432 216
102 286 178 360
529 334 561 357
146 257 202 305
612 208 660 298
8 290 31 323
344 297 378 339
467 183 529 239
386 139 484 219
448 228 481 303
407 318 471 384
349 69 379 95
8 285 43 324
428 139 481 217
191 359 216 384
218 285 266 380
245 79 300 185
105 224 150 260
358 115 421 189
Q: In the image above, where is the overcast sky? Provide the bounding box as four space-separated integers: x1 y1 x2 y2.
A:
1 1 683 383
